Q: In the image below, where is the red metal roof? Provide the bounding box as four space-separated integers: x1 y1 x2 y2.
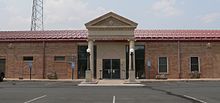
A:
0 30 87 41
135 30 220 41
0 30 220 41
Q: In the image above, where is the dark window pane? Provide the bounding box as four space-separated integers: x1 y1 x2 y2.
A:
54 56 65 61
0 59 6 74
126 45 129 79
78 60 87 79
135 46 145 59
135 45 145 79
93 46 97 78
191 57 199 71
78 53 87 60
78 46 87 60
77 45 97 79
78 46 87 53
112 59 120 69
159 57 167 64
23 56 33 61
78 46 88 79
159 57 167 73
191 65 199 71
103 59 111 69
159 65 167 72
191 57 198 64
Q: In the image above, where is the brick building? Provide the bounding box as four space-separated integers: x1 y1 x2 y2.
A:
0 12 220 80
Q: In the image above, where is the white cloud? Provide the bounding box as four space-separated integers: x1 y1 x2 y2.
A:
44 0 108 29
151 0 181 17
0 1 31 31
0 0 108 30
200 13 220 23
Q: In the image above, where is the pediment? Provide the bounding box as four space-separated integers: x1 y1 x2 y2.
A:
85 12 138 29
92 17 131 26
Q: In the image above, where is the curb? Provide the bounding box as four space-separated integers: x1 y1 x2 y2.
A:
139 79 220 83
3 78 220 83
3 79 83 83
78 84 145 87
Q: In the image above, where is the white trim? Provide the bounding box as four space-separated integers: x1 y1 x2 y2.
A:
158 56 168 74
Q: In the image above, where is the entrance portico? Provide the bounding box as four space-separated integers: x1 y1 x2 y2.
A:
85 12 138 82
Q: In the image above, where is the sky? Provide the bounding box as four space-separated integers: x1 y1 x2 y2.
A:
0 0 220 31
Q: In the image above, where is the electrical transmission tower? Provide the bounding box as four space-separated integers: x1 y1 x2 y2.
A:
31 0 44 31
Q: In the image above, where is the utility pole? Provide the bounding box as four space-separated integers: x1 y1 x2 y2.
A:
31 0 44 31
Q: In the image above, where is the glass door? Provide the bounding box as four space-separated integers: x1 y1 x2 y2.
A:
103 59 120 79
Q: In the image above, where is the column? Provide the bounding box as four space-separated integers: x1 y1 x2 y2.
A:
128 39 136 82
85 39 94 82
89 40 94 79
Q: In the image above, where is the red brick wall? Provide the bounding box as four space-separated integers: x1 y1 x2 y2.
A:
45 42 77 79
145 42 220 79
145 42 179 79
1 41 220 79
0 42 78 79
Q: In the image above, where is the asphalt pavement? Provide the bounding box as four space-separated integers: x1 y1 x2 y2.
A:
142 81 220 103
0 81 220 103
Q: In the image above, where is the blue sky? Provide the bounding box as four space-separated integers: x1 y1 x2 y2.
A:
0 0 220 31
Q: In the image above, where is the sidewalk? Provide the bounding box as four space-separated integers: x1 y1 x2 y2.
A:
138 78 220 82
4 78 220 83
4 78 83 82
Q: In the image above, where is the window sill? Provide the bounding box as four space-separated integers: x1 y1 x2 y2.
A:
155 74 168 79
189 71 201 78
158 72 168 75
190 71 200 73
54 61 66 63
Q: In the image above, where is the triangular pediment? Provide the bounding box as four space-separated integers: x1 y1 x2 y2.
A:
85 12 138 29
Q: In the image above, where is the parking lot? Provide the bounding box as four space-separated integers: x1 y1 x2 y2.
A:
0 81 220 103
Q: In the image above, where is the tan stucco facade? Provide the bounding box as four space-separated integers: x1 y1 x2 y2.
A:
85 12 138 81
96 42 127 79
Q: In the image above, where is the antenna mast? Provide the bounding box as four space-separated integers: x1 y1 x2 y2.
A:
31 0 44 31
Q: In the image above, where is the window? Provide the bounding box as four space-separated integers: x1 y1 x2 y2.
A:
23 56 33 61
78 46 88 79
77 46 97 79
190 57 199 72
158 57 168 73
54 56 65 61
125 45 145 79
135 45 145 79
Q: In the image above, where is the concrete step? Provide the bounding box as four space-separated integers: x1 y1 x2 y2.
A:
98 80 124 84
78 80 145 87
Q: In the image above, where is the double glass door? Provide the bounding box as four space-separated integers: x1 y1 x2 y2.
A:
103 59 120 79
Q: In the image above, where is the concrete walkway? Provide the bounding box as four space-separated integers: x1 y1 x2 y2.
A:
78 80 145 87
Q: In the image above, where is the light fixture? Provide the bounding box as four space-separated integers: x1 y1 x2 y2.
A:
206 42 211 48
86 48 91 53
130 48 134 53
